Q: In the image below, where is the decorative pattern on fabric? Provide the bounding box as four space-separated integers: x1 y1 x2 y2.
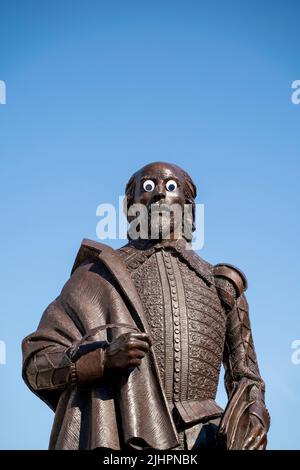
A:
156 251 175 399
25 348 72 390
223 293 265 401
120 242 228 402
117 239 214 286
177 258 226 400
130 253 166 385
214 276 237 310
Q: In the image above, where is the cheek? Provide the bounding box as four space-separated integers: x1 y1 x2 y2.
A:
133 193 151 206
166 190 185 205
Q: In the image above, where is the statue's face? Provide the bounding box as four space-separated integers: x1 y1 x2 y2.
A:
131 162 188 240
133 162 186 208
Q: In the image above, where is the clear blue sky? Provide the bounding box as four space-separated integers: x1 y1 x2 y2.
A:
0 0 299 450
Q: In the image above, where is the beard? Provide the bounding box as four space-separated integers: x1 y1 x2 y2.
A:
127 201 194 241
148 213 174 240
147 202 187 240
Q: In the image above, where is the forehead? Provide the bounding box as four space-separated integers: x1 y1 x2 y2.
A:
137 164 183 182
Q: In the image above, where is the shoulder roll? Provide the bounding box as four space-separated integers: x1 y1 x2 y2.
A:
214 263 248 296
213 263 248 309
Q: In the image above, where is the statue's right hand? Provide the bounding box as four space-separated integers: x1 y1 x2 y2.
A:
104 332 151 371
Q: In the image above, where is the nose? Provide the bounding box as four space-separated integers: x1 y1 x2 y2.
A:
151 182 166 202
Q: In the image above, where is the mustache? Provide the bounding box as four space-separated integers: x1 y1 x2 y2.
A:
147 199 183 213
148 202 173 212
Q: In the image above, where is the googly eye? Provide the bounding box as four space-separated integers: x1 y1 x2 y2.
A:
143 179 155 192
166 180 177 192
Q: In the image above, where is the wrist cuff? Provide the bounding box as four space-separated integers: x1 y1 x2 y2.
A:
74 347 106 386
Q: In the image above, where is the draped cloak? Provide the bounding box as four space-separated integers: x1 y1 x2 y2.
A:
22 239 268 449
22 241 180 450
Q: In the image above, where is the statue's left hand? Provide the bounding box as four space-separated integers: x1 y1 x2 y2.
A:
242 414 267 450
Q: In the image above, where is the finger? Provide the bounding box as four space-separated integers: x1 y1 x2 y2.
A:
129 333 152 345
243 430 260 449
127 339 150 352
243 425 261 449
258 435 267 450
128 358 142 367
128 349 145 359
247 432 267 451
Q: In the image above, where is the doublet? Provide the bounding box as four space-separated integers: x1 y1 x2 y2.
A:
118 240 226 407
117 238 267 429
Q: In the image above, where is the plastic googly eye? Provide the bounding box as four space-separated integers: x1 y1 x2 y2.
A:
143 180 155 192
166 180 177 192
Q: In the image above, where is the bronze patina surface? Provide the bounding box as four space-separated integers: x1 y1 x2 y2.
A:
22 162 270 450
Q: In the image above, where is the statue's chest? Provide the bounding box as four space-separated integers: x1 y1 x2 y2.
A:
130 250 227 399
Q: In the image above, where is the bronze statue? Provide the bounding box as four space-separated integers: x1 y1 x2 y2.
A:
22 162 270 450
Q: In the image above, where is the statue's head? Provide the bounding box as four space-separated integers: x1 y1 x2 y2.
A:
125 162 197 241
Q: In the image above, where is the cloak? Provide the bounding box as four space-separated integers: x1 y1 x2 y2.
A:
22 240 179 450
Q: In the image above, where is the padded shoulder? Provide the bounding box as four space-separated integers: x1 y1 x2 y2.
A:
71 239 114 275
214 263 248 295
213 263 248 309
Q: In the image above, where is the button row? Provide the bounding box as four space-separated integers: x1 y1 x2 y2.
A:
163 250 182 401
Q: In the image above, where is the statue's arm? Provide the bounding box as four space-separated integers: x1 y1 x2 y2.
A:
23 338 107 392
22 260 113 394
22 262 151 394
23 329 151 393
214 264 270 449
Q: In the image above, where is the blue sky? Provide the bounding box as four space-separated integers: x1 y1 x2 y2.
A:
0 0 299 449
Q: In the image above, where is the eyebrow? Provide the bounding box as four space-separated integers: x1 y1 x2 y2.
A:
140 174 180 183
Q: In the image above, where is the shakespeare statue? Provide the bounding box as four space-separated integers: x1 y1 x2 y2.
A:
22 162 270 450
